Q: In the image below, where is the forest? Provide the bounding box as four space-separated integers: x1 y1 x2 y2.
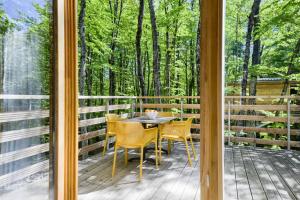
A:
0 0 299 98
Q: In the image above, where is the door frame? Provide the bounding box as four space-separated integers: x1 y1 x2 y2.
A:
52 0 224 199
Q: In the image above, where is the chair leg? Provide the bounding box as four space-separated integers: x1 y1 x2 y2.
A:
159 137 162 162
155 141 158 169
189 137 196 160
124 148 128 167
112 146 118 177
140 147 144 180
168 139 171 155
102 133 109 157
184 138 192 166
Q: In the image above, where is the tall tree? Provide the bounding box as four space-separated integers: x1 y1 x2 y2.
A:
78 0 88 158
240 0 261 104
79 0 87 97
109 0 123 98
148 0 161 96
249 0 262 105
196 19 200 97
164 4 171 97
136 0 147 96
279 38 300 103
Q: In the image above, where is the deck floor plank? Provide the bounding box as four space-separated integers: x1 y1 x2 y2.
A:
224 147 238 200
4 144 300 200
232 147 253 200
247 149 282 200
241 148 267 200
257 149 296 200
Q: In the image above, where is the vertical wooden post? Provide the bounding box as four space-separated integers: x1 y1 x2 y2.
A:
106 100 110 114
287 98 291 150
64 0 78 199
53 0 78 199
200 0 224 199
228 100 231 146
131 98 135 118
180 98 183 120
52 1 65 199
139 98 143 116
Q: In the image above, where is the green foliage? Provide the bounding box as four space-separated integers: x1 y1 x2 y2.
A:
0 5 14 34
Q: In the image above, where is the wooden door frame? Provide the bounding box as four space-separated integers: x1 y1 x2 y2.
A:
200 0 224 199
51 0 224 199
52 0 78 199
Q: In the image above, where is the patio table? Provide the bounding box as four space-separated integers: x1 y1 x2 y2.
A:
123 116 177 164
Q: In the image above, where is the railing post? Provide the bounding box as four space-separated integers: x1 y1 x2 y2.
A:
139 98 143 116
106 100 110 114
105 99 110 151
228 100 231 146
287 98 291 150
131 98 135 118
180 98 183 120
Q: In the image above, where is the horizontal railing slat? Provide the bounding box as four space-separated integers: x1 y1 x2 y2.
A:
78 129 106 142
0 126 49 143
226 126 300 135
225 136 300 148
79 117 106 127
0 160 49 187
226 115 300 123
0 110 49 123
0 143 49 165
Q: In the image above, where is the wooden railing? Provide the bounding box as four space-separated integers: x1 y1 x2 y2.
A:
0 95 299 187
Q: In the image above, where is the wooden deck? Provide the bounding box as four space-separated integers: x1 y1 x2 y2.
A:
78 143 300 200
78 142 200 200
1 143 300 200
225 146 300 200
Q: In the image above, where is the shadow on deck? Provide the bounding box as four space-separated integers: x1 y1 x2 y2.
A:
1 143 300 200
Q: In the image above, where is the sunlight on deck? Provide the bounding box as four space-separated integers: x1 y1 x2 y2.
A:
2 144 300 200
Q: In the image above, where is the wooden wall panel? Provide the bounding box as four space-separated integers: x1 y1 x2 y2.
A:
200 0 224 199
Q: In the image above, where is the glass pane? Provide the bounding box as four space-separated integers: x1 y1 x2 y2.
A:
77 0 200 199
0 1 53 199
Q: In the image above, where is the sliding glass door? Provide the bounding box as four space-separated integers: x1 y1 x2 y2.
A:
0 1 53 199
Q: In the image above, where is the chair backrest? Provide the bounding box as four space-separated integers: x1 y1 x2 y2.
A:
105 114 121 134
185 118 193 136
160 118 193 138
105 114 120 121
115 121 145 146
158 112 174 117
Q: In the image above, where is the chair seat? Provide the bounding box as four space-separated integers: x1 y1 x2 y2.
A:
118 133 155 148
161 134 191 141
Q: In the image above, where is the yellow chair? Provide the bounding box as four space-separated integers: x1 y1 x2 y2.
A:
102 114 122 156
157 112 174 154
159 118 196 166
157 112 174 117
112 121 158 180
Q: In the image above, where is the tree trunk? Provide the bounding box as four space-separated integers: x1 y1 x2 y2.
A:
146 47 151 95
248 0 261 129
79 0 87 97
148 0 161 97
279 38 300 103
136 0 147 96
164 6 171 97
249 0 262 105
109 0 123 101
189 40 195 104
241 0 261 104
0 35 4 95
79 0 88 158
196 19 200 97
